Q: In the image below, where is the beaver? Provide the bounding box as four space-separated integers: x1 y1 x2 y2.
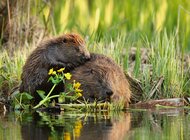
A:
68 53 131 107
19 33 90 98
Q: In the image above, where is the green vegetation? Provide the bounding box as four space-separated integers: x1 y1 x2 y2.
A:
12 68 83 110
33 68 83 109
0 0 190 104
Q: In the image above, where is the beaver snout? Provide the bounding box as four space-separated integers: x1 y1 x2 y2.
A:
98 89 113 102
84 52 90 60
106 89 113 96
104 89 113 100
84 55 90 61
80 54 90 63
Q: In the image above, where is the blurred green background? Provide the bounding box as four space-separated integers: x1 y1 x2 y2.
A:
38 0 190 49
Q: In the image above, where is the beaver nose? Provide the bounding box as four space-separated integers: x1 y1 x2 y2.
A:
106 90 113 97
82 54 90 61
85 55 90 60
85 52 90 60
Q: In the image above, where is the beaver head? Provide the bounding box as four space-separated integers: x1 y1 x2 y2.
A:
71 65 114 102
44 33 90 70
69 53 131 106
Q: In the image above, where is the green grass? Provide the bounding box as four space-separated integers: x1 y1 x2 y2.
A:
149 31 183 98
50 0 190 47
0 50 27 93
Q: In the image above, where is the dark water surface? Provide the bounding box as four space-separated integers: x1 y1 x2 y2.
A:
0 108 190 140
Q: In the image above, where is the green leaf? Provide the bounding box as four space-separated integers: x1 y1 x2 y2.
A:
48 76 54 82
11 90 20 98
51 100 56 107
22 92 33 100
58 75 64 81
58 93 65 103
14 104 21 110
48 74 65 85
48 76 56 84
23 104 30 110
44 99 50 107
66 83 74 91
37 90 46 99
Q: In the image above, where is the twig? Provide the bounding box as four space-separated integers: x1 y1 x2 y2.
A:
148 76 164 99
6 0 11 28
57 102 109 108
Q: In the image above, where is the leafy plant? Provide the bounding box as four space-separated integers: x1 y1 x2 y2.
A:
33 68 83 109
11 67 83 110
11 91 33 110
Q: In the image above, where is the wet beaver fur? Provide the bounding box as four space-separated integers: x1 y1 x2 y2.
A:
19 33 90 99
69 53 131 107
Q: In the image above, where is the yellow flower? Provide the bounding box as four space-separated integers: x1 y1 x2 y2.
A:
52 71 56 75
75 120 82 128
64 132 71 140
76 93 82 97
75 88 83 93
57 68 65 73
64 73 72 80
73 82 81 89
74 120 82 137
48 68 54 75
74 128 81 137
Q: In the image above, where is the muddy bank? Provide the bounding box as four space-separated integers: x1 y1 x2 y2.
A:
130 97 190 109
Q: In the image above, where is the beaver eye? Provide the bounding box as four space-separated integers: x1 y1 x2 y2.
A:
62 38 67 43
90 69 95 74
75 46 80 52
84 69 94 74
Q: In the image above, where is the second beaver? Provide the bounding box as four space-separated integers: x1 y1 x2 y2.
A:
19 33 90 97
68 53 131 107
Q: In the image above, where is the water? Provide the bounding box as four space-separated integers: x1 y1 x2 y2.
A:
0 108 190 140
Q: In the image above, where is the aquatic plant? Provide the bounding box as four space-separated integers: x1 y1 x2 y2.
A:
12 68 83 110
33 68 83 109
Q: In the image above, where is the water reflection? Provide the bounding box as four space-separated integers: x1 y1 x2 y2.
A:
0 108 190 140
21 111 131 140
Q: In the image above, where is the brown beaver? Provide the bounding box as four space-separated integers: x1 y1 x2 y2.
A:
68 53 131 107
19 33 90 98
